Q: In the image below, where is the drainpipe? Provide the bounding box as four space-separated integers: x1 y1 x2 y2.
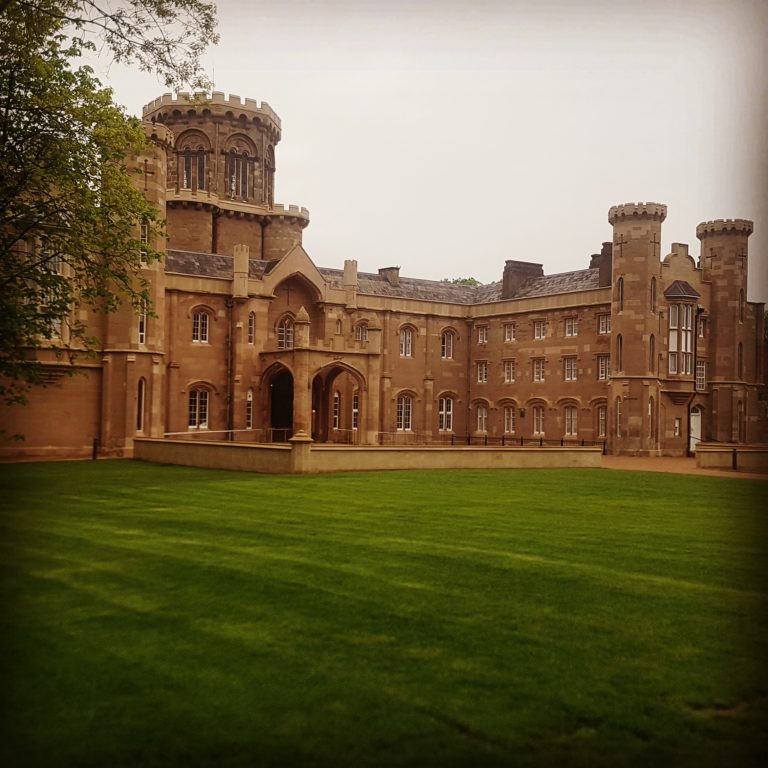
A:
226 297 234 440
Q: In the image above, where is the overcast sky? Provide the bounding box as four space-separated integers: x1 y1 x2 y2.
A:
93 0 767 302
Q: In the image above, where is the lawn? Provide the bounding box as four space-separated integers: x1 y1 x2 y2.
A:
0 460 766 768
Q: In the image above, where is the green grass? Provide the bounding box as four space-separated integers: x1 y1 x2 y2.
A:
0 461 766 768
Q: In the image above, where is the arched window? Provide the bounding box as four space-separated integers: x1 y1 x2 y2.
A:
278 317 294 349
332 391 341 430
188 387 209 429
335 319 343 335
616 334 623 371
615 397 622 437
438 396 453 432
564 405 578 436
738 342 743 378
532 405 545 435
352 392 360 430
649 334 655 373
476 404 488 433
597 405 607 438
396 394 413 431
617 277 624 311
192 310 209 343
226 150 251 199
181 146 206 191
739 289 745 323
399 327 413 357
136 378 146 432
650 277 656 312
354 323 368 341
246 389 253 429
441 330 454 360
504 405 516 434
247 312 256 344
648 396 654 440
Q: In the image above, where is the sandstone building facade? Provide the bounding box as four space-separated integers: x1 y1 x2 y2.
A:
2 92 766 458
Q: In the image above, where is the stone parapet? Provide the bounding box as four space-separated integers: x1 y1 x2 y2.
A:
696 219 753 238
141 120 174 149
608 202 667 224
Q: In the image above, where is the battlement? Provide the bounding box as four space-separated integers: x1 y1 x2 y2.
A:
141 120 174 149
608 202 667 224
269 203 310 221
142 91 281 130
696 218 753 238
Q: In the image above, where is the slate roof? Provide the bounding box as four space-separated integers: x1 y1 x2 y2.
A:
664 279 700 299
165 251 602 304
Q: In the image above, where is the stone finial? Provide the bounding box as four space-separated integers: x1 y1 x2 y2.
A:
295 306 310 323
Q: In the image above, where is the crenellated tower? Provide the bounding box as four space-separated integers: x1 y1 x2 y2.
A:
142 91 309 261
607 202 667 454
696 218 757 442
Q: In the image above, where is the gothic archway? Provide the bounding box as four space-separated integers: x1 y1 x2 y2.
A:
268 368 293 441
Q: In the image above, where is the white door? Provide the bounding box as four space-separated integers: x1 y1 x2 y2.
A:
689 408 702 453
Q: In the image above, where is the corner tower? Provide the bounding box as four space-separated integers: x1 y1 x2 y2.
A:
607 202 667 454
142 91 309 260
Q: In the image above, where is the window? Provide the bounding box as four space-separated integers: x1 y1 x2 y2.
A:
355 323 369 341
598 354 610 380
441 330 454 359
332 391 341 430
739 289 745 323
650 277 656 312
597 405 607 437
438 396 453 432
137 302 147 345
476 405 488 433
278 317 294 349
564 406 578 436
504 323 516 342
565 317 578 337
504 406 516 434
226 150 250 199
668 351 678 374
335 319 343 335
669 304 679 329
649 334 655 373
698 316 706 338
477 361 488 383
181 147 206 191
674 417 681 437
192 311 209 343
503 359 516 383
533 406 545 435
188 388 209 429
136 378 145 432
396 394 413 431
247 312 255 344
399 327 413 357
617 277 624 311
139 218 149 265
533 320 546 339
598 314 611 334
648 397 654 439
615 397 622 437
246 389 253 429
564 357 577 381
616 335 623 371
533 358 545 382
695 360 706 391
352 393 359 430
477 325 488 344
738 342 743 379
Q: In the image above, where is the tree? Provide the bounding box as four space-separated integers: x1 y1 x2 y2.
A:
0 2 218 405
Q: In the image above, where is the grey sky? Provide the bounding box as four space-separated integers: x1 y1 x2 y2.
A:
94 0 768 302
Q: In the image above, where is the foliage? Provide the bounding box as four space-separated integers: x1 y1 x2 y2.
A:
1 462 766 767
0 2 217 405
3 0 219 90
441 276 481 286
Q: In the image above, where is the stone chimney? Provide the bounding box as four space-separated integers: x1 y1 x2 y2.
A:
378 266 400 287
589 241 612 287
343 259 358 288
233 243 249 297
501 260 543 299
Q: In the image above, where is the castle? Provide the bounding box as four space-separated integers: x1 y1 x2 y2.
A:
2 92 766 459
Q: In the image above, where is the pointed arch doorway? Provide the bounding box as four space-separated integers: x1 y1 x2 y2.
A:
311 363 365 443
268 368 293 442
